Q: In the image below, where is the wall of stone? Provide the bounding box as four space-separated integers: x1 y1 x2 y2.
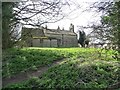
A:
62 35 78 47
51 39 58 47
44 33 78 47
32 39 58 47
42 39 50 47
45 33 63 46
31 29 45 37
32 39 42 47
22 27 78 47
70 35 78 47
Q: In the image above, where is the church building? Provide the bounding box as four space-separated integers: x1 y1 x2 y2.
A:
21 24 78 47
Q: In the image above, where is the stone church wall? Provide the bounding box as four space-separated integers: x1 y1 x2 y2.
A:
62 35 78 47
31 35 78 47
32 39 58 47
42 39 50 47
32 39 41 47
51 39 58 47
21 24 78 47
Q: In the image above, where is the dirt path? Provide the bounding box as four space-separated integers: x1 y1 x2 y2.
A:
2 58 68 87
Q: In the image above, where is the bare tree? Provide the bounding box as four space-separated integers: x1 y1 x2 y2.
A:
13 0 70 27
2 0 73 48
89 1 120 50
77 1 120 50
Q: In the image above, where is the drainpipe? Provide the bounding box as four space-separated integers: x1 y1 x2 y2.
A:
62 34 64 46
50 39 51 47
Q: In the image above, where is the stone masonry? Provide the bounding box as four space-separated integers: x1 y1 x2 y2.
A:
21 23 78 47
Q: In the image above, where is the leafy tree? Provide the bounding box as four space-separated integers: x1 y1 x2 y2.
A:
2 2 16 49
87 1 120 52
99 2 120 52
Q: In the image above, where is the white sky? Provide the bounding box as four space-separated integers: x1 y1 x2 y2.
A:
44 0 114 36
45 0 103 35
16 0 115 42
21 0 113 37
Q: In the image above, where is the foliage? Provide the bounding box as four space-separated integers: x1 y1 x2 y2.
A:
2 2 16 49
2 48 63 78
101 2 120 46
78 30 89 47
90 2 120 52
2 47 91 78
2 47 120 89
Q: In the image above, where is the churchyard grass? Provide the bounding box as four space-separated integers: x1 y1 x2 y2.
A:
2 47 120 88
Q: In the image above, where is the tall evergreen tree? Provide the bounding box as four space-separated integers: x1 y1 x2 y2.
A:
78 30 88 47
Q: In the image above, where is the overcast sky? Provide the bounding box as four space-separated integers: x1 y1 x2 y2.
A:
19 0 114 35
45 0 100 35
19 0 114 37
45 0 113 35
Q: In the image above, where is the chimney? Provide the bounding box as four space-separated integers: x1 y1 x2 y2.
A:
57 26 60 31
62 27 64 31
45 25 47 29
69 23 74 32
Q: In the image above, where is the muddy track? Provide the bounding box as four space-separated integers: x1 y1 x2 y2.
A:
2 57 68 87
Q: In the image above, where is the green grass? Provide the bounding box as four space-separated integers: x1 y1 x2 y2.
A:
2 47 98 78
2 48 63 78
2 47 120 88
